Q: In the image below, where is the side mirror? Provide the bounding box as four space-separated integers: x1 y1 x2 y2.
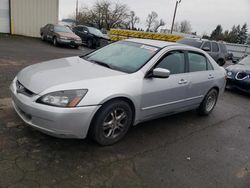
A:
202 47 210 51
149 68 170 78
83 30 88 34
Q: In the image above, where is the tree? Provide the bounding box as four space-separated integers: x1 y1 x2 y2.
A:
128 11 140 30
179 20 192 33
238 23 248 44
210 25 223 40
153 19 165 32
77 0 130 30
173 22 180 32
146 11 158 32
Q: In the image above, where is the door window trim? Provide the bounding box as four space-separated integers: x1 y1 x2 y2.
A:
146 50 187 77
185 50 214 72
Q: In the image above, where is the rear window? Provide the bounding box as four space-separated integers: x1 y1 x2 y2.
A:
178 38 203 48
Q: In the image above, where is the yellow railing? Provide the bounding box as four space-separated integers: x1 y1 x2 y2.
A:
109 29 183 42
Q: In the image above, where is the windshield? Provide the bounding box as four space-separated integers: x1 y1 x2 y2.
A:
84 41 160 73
239 56 250 66
87 27 104 36
178 38 203 48
54 26 73 33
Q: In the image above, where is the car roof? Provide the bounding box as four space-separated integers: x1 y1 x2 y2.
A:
125 38 177 48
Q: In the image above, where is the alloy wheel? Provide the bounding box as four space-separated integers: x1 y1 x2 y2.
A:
103 108 127 139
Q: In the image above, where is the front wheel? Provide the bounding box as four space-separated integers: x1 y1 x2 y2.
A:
197 89 218 116
41 33 45 41
53 37 58 46
90 100 133 146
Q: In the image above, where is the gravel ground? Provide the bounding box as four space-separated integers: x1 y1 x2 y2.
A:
0 35 250 188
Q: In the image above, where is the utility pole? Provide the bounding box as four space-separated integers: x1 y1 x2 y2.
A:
170 0 181 34
76 0 79 24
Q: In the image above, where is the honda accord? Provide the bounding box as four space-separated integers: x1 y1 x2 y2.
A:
10 39 226 145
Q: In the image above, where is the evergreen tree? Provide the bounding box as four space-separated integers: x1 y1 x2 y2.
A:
238 23 248 44
210 25 223 40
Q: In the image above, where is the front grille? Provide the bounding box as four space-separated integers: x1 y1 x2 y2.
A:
236 72 249 80
16 80 35 97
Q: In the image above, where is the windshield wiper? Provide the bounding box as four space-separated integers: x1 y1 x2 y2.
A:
89 60 112 69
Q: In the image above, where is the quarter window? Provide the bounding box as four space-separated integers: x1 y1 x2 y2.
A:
188 52 208 72
202 42 211 51
212 42 219 52
156 51 185 74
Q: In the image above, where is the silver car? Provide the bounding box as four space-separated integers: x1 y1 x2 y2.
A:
10 39 226 145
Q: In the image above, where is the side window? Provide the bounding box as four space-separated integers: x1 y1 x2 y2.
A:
202 42 211 51
188 52 208 72
212 42 219 52
156 51 185 75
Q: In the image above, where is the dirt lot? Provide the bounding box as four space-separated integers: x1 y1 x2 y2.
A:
0 35 250 188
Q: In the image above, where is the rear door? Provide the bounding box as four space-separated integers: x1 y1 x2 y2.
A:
185 51 215 105
210 42 220 61
141 50 190 119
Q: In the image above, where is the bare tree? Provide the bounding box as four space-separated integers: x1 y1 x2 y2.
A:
153 19 165 32
179 20 192 33
128 11 140 30
77 0 130 30
146 11 158 32
173 22 180 32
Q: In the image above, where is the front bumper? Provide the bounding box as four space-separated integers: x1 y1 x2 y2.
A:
10 81 100 139
57 38 82 46
226 78 250 93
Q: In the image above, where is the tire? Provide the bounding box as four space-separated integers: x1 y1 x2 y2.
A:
217 59 225 66
53 37 58 46
74 45 79 49
197 89 218 116
90 100 133 146
41 33 45 41
87 39 93 48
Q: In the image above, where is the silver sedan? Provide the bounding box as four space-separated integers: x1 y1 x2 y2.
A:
10 39 226 145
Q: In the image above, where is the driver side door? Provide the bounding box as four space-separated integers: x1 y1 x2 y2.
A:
140 50 190 120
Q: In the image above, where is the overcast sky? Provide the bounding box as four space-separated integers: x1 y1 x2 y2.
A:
59 0 250 35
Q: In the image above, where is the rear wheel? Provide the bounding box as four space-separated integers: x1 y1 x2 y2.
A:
87 39 93 48
217 59 225 66
90 100 133 146
197 89 218 115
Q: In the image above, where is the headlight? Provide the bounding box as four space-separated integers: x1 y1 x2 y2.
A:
227 71 233 76
37 89 88 107
60 36 69 40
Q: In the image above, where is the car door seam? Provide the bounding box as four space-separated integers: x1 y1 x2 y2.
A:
141 95 204 111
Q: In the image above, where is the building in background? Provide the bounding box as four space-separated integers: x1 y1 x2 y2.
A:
0 0 59 37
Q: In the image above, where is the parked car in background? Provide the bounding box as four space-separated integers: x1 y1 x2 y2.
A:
72 25 110 48
40 24 82 48
225 55 250 93
10 39 226 145
178 38 228 66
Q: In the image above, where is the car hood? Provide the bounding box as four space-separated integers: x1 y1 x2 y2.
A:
17 56 125 94
227 64 250 73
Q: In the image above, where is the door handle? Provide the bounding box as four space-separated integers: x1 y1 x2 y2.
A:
178 79 188 85
208 74 214 79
